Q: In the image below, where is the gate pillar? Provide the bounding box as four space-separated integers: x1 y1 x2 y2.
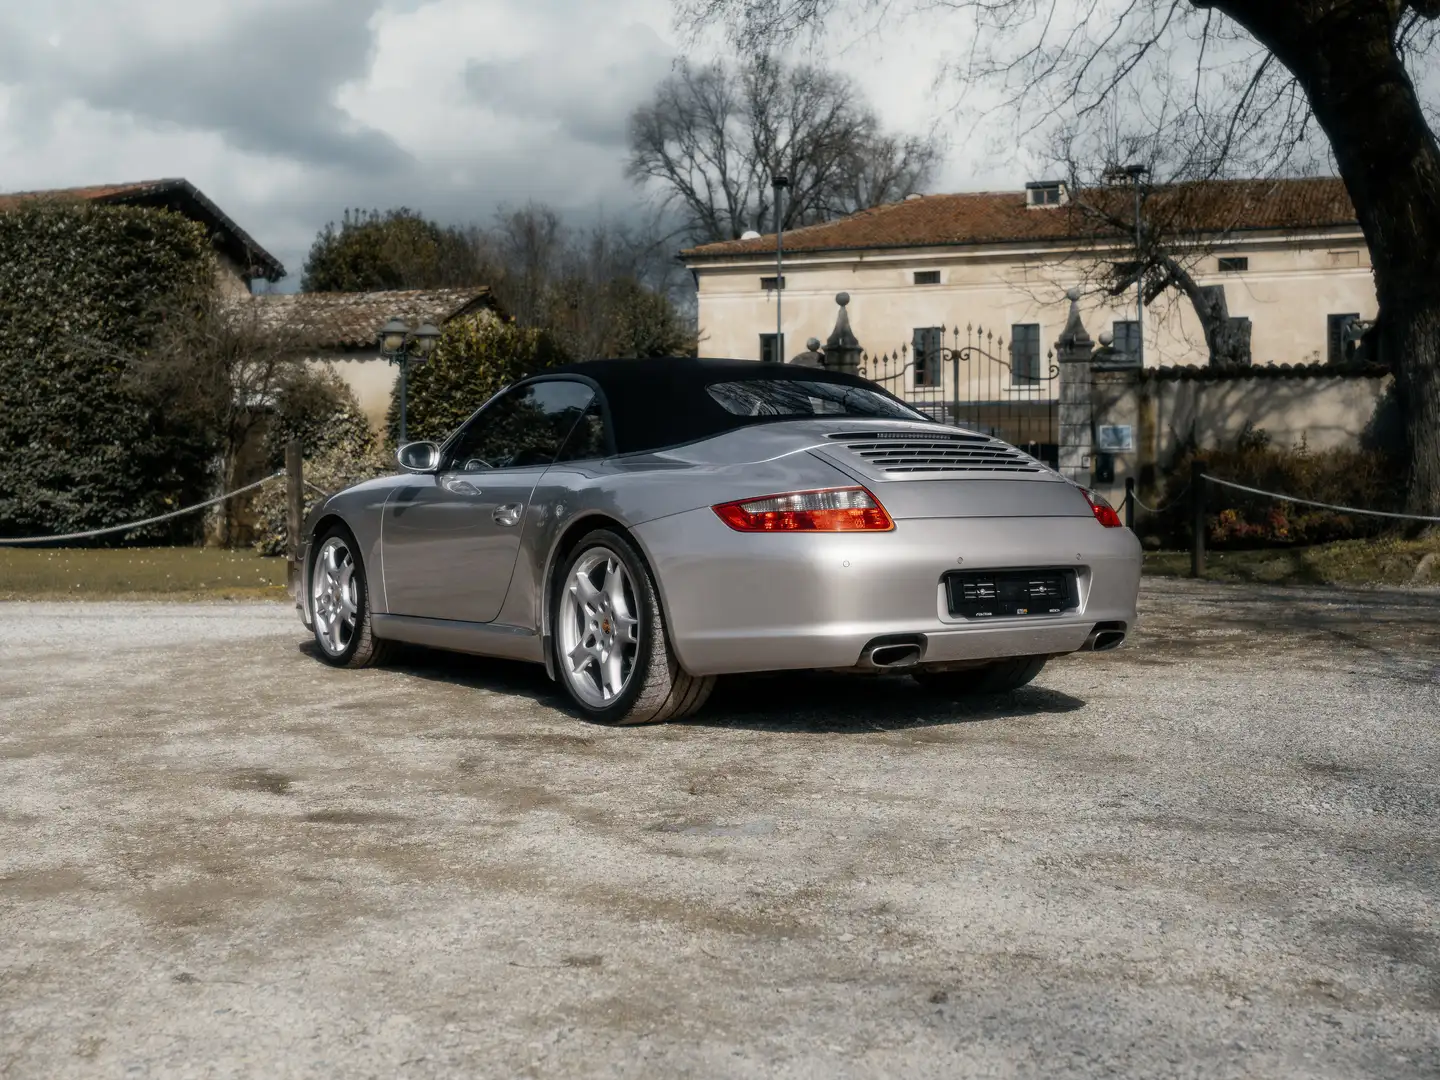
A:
1056 288 1095 484
824 292 862 376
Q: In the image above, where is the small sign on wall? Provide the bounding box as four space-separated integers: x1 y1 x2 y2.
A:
1097 424 1134 452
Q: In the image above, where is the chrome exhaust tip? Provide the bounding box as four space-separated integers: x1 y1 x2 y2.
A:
1083 621 1128 652
858 636 925 670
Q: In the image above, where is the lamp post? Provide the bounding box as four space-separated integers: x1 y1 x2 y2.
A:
773 173 789 362
1104 163 1150 366
378 318 442 444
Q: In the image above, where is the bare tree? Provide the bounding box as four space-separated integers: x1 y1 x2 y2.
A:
1045 124 1276 367
480 203 697 360
126 290 311 544
677 0 1440 519
627 55 941 243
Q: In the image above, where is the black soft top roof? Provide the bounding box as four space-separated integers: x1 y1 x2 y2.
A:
529 357 910 455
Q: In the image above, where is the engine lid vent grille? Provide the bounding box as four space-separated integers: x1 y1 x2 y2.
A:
827 431 1044 474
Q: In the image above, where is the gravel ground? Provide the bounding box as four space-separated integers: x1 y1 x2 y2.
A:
1 581 1437 1079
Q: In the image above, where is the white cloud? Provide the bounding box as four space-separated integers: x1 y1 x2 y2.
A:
0 0 1020 288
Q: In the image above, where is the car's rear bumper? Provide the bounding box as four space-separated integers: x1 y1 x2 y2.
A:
632 510 1142 676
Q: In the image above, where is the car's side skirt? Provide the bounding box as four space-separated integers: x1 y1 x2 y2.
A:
371 614 545 664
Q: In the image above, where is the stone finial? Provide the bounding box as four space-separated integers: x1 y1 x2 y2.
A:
789 337 827 369
826 292 859 352
1057 286 1092 354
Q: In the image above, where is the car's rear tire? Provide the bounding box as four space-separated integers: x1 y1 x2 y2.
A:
309 525 394 669
912 655 1048 696
551 528 714 725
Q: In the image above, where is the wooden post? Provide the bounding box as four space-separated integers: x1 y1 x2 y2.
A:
286 439 304 599
1190 459 1207 579
1124 476 1136 531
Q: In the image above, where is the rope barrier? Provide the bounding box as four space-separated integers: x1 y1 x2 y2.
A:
1206 476 1440 524
1131 483 1190 516
0 472 287 546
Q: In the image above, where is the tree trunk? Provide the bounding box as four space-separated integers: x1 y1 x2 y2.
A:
1216 1 1440 516
1384 299 1440 522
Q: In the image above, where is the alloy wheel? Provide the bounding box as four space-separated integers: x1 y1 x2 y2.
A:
558 547 641 709
312 536 359 657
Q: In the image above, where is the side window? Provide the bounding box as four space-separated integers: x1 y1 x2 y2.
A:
554 399 608 463
445 380 596 472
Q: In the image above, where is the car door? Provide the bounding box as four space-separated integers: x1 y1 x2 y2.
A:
382 379 597 623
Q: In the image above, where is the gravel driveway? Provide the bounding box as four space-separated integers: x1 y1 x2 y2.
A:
1 580 1437 1079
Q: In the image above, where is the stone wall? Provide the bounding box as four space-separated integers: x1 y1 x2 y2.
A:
1088 364 1393 507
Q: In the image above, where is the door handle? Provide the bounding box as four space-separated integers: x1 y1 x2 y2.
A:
493 503 523 527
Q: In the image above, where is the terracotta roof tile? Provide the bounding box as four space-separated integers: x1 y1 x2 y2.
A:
682 177 1357 259
247 287 500 351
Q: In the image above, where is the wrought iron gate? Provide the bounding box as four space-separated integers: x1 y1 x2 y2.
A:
857 323 1060 468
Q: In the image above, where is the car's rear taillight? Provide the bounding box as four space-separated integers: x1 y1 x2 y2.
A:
1082 488 1124 528
712 487 894 532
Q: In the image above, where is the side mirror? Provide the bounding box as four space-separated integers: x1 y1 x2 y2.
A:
396 441 441 474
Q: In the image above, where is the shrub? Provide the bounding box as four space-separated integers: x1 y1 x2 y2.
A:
250 374 391 556
0 201 218 543
386 312 570 445
1151 425 1404 548
263 367 374 469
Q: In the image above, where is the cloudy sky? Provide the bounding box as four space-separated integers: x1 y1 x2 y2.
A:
0 0 1034 289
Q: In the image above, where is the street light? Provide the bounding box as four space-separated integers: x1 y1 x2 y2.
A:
378 318 442 444
1104 162 1150 367
773 173 789 362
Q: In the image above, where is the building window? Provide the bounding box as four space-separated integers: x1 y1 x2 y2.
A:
1217 256 1248 272
1112 320 1141 362
1327 313 1360 364
1026 182 1065 207
760 333 785 364
1010 323 1041 384
912 327 944 386
760 275 785 291
913 270 941 285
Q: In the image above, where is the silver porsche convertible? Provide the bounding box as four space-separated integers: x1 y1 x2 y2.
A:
297 358 1141 724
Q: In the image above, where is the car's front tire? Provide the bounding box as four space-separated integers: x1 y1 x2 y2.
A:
551 528 714 725
912 655 1048 696
309 525 393 669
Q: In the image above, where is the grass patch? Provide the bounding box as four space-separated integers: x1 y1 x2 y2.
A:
1143 536 1440 588
0 547 290 601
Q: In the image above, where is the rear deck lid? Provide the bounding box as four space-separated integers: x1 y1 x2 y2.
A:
812 428 1091 520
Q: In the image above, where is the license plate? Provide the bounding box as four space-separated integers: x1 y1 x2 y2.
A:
946 569 1078 618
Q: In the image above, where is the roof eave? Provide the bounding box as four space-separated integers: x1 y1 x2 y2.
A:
92 178 287 282
683 219 1365 265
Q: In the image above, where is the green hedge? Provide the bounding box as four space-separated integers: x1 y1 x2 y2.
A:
0 201 217 543
385 312 571 445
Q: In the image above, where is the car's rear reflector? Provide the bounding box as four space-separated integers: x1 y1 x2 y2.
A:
1081 487 1124 528
712 487 894 532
